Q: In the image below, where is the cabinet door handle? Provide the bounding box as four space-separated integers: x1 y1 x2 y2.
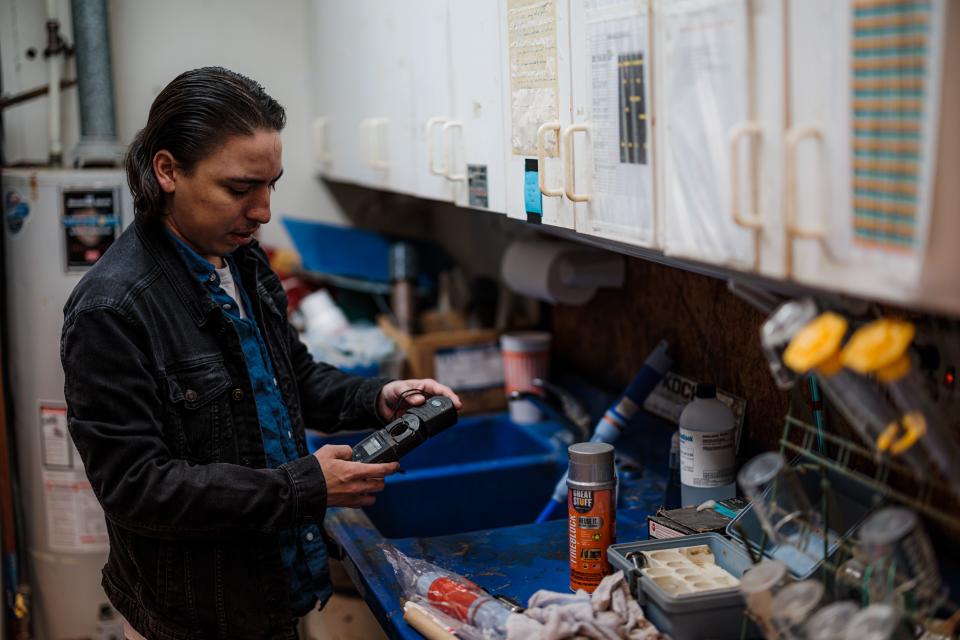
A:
313 117 332 164
785 126 828 278
729 122 764 271
562 123 592 203
425 117 448 176
537 121 564 197
370 118 390 170
441 120 466 182
359 118 373 167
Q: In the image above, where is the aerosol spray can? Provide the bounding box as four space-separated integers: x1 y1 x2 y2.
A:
568 442 617 593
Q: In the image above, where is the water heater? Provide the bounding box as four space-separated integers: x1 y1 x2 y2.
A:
3 168 131 640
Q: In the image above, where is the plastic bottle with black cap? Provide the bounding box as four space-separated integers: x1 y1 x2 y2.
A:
678 382 737 506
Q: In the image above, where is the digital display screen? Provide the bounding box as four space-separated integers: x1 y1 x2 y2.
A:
362 437 384 456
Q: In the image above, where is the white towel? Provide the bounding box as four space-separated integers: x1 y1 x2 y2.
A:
505 571 669 640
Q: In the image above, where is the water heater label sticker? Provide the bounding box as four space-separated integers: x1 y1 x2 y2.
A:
4 190 30 233
40 403 109 552
40 404 71 469
61 187 121 270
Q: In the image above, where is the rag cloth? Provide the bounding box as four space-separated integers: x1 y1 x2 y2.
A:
505 571 669 640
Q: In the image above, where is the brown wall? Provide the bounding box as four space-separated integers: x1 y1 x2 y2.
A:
551 254 791 461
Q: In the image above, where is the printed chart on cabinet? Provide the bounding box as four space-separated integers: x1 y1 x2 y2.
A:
579 0 655 245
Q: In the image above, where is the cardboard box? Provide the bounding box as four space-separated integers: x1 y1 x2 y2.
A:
378 316 506 415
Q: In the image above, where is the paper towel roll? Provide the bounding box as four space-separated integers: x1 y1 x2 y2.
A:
501 238 624 305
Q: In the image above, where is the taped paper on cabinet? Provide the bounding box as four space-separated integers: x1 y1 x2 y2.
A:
508 0 560 155
581 1 655 244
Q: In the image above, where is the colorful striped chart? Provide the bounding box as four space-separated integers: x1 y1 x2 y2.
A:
851 0 931 253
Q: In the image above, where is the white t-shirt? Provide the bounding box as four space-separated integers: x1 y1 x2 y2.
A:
217 264 247 319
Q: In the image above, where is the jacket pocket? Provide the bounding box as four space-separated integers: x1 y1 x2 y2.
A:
166 362 232 462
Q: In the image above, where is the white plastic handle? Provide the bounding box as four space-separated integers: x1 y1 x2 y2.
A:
729 122 764 271
562 123 592 203
312 117 332 164
359 118 373 167
536 121 563 197
370 118 390 170
425 116 448 176
441 120 466 182
785 126 828 278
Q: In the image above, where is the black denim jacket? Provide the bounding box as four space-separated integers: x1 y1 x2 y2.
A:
61 220 387 639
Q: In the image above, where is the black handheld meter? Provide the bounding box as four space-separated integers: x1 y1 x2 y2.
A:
351 395 458 463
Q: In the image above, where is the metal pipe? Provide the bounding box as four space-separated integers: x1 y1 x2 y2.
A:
45 0 63 166
0 79 77 111
71 0 122 166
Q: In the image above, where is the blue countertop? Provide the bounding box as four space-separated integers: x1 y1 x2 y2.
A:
310 413 666 639
325 505 654 640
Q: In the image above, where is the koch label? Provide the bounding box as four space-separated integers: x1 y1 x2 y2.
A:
643 372 746 450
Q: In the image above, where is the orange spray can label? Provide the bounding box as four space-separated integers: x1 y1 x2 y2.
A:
568 487 616 592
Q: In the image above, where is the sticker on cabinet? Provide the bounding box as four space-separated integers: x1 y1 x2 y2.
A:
524 158 544 217
507 0 560 155
468 164 489 208
618 52 647 165
850 0 939 257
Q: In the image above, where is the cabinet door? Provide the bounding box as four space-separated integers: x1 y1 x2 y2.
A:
787 0 947 305
376 3 418 196
311 0 365 184
501 0 576 229
447 1 508 213
659 0 784 272
409 0 457 203
352 2 417 193
567 0 656 247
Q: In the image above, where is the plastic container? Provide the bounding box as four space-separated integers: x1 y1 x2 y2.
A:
739 559 789 637
608 533 755 640
804 601 859 640
728 456 874 579
857 507 942 613
500 331 551 424
770 580 824 639
847 604 908 640
737 452 820 552
678 383 737 506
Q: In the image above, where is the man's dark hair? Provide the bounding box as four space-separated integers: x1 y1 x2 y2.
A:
125 66 286 223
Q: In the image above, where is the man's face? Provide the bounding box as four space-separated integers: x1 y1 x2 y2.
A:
161 129 283 266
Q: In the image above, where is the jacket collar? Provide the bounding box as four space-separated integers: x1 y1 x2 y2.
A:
134 219 264 327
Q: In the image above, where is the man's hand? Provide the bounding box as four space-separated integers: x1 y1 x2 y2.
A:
312 445 399 507
376 378 463 423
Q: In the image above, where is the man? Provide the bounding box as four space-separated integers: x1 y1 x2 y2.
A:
61 66 460 639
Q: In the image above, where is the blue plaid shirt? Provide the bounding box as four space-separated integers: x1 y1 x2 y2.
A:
169 232 331 615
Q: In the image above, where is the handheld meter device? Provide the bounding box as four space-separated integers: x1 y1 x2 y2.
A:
352 395 458 463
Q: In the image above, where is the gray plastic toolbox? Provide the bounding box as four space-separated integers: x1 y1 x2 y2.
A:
608 533 756 640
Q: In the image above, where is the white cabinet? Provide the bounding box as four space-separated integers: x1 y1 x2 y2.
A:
501 0 577 229
446 1 508 213
567 0 657 248
658 0 786 274
785 0 948 305
308 0 959 313
311 0 418 195
409 0 458 203
311 0 365 184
